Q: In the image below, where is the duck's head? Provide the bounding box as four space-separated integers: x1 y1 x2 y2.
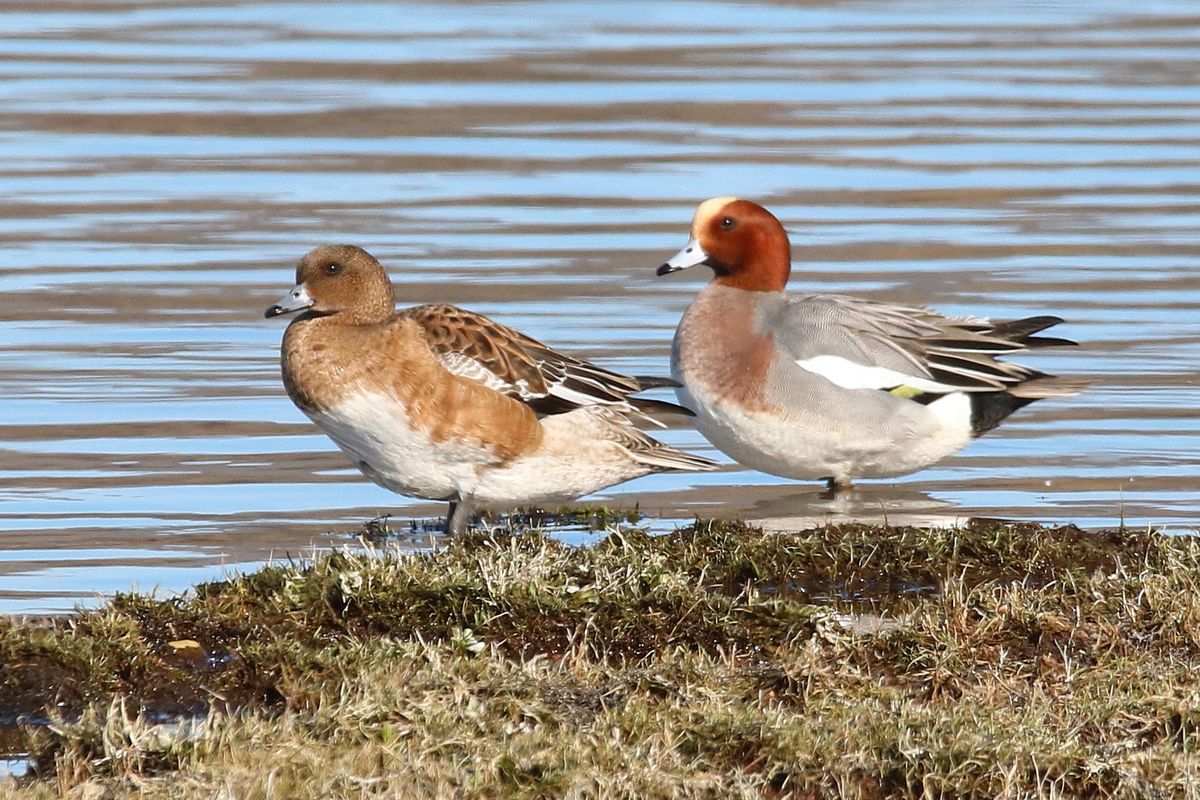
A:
656 197 791 292
265 244 396 323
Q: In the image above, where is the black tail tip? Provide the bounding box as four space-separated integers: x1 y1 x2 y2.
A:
970 392 1038 436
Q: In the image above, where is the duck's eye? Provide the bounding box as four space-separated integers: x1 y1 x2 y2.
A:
325 262 342 275
719 216 736 230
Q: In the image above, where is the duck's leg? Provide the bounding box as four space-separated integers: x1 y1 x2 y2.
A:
445 499 473 536
821 476 852 496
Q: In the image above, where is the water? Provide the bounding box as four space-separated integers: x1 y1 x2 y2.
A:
0 0 1197 615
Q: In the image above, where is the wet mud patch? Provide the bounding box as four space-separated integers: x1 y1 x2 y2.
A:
349 507 649 546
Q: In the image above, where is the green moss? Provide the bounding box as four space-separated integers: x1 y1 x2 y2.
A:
3 518 1199 798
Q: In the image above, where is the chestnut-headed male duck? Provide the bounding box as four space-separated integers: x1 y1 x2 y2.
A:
267 245 716 534
656 197 1087 491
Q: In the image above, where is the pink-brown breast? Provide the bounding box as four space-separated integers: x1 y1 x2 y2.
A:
673 285 777 413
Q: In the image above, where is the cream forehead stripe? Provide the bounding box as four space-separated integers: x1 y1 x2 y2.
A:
691 196 741 235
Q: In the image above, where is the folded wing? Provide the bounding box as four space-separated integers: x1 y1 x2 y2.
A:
768 294 1084 397
404 304 690 417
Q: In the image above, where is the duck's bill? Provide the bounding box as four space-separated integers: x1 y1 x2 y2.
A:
264 283 313 318
656 238 708 276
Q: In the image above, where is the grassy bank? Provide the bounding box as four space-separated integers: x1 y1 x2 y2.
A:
2 519 1199 798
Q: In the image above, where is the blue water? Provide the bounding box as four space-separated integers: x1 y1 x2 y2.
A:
0 0 1197 615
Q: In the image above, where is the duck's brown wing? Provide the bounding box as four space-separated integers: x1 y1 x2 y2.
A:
403 304 688 416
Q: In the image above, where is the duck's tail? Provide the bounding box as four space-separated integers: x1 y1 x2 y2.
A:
970 374 1091 436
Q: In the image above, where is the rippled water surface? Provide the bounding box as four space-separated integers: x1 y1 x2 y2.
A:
1 0 1198 614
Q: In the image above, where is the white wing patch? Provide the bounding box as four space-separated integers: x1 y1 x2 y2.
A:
795 355 960 394
435 352 537 398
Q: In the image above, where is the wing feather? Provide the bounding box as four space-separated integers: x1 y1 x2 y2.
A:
770 294 1076 394
403 304 684 417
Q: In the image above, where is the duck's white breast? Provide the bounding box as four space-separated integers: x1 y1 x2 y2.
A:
307 388 493 502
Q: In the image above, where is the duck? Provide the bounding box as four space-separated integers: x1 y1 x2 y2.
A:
266 244 717 534
656 197 1087 491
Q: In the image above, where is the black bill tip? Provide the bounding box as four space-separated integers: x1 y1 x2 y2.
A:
656 263 681 277
264 305 285 319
